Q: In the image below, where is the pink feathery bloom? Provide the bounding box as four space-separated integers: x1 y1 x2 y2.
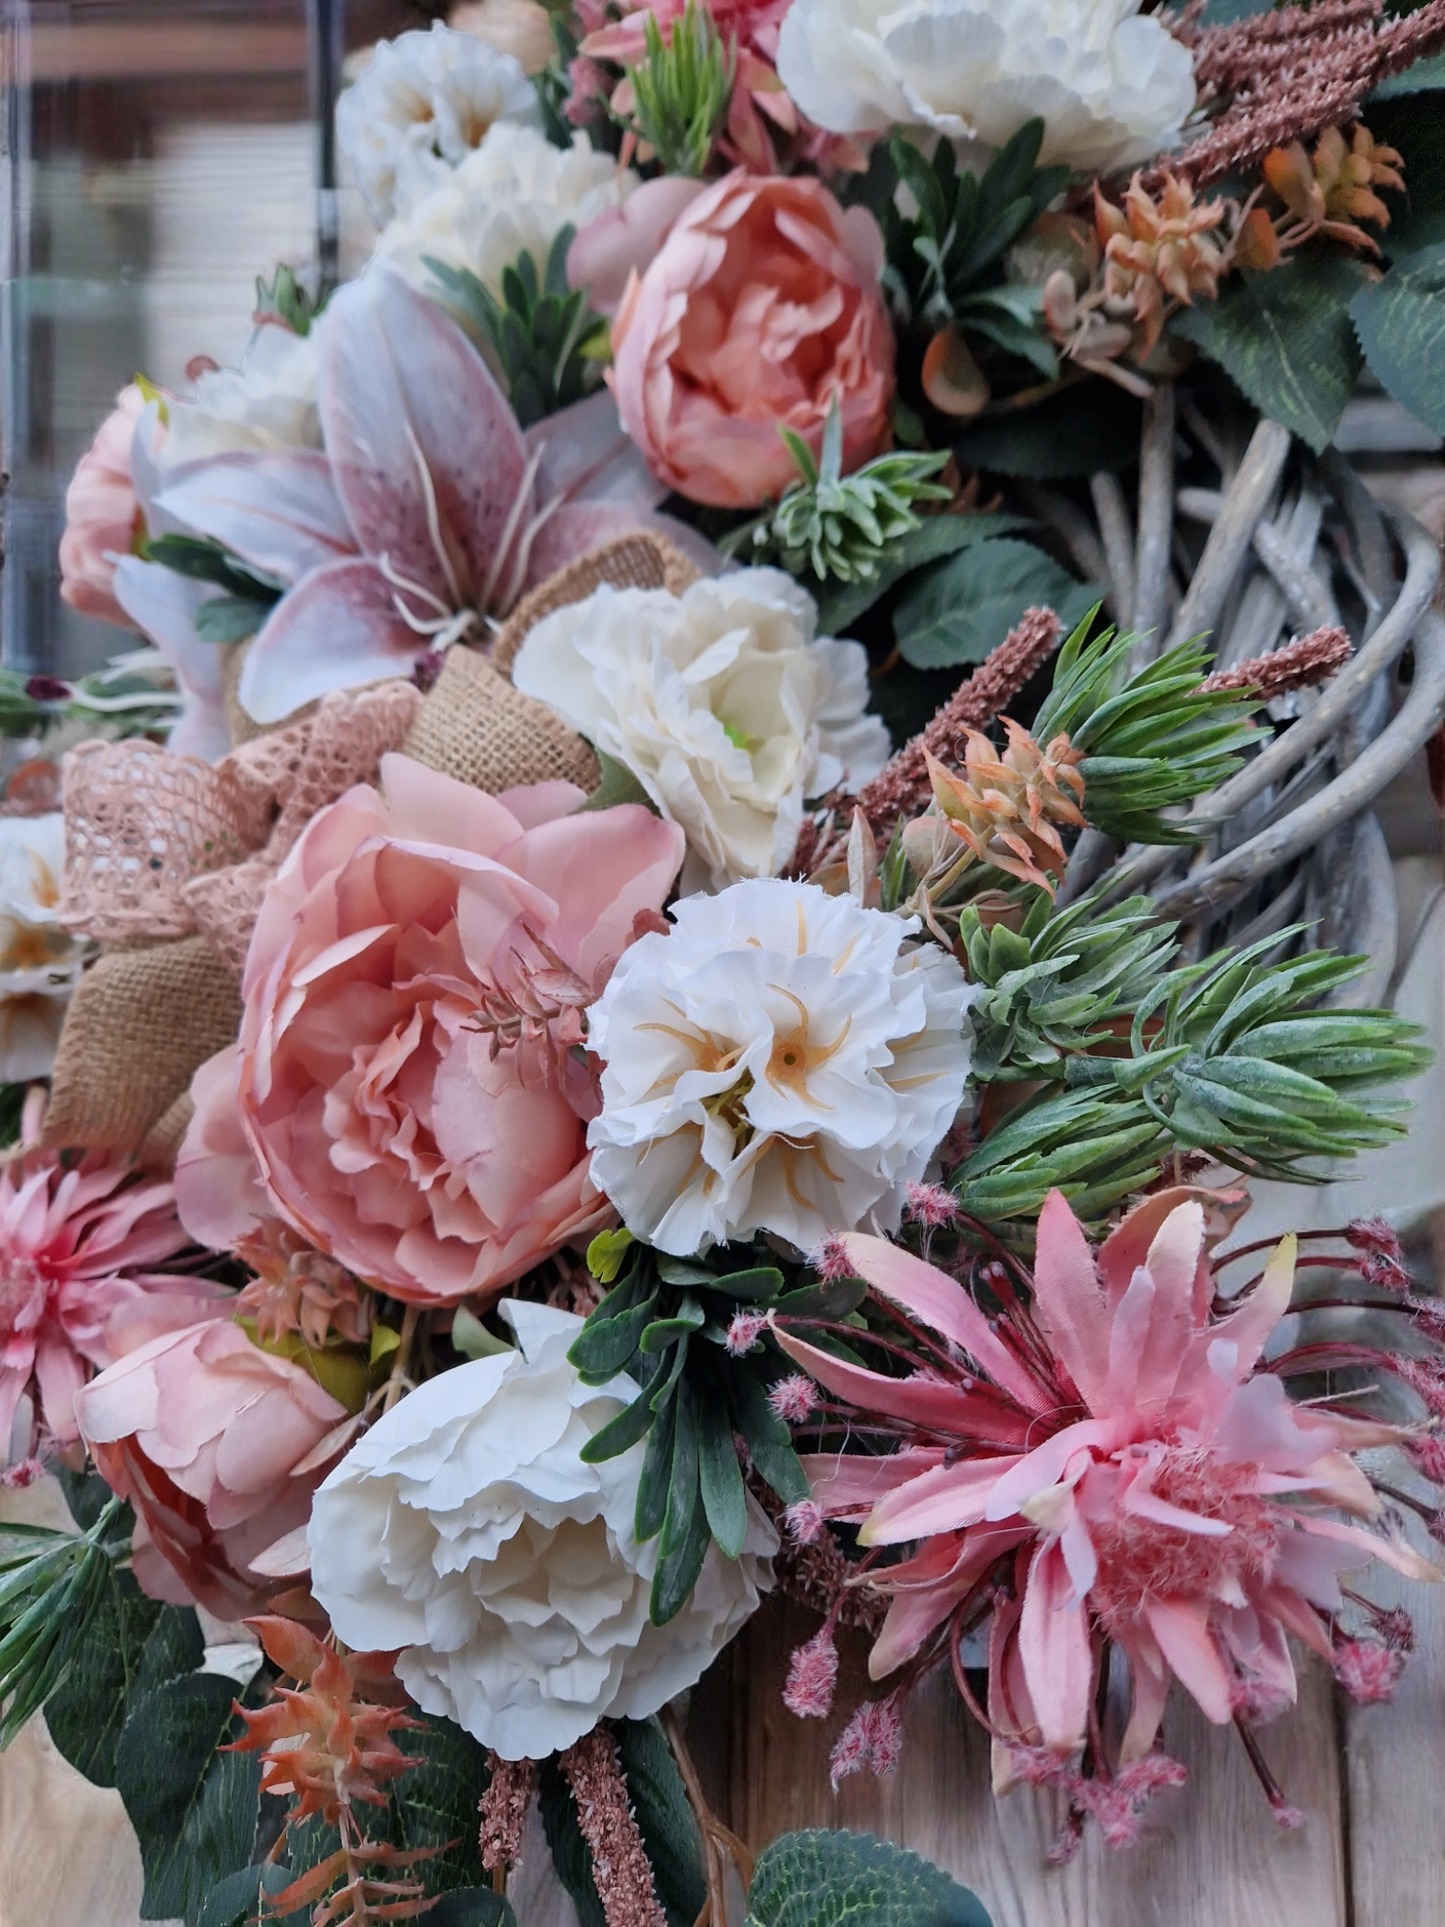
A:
769 1372 820 1424
783 1627 839 1718
829 1695 903 1789
58 384 149 629
903 1180 961 1230
726 1310 768 1356
0 1149 222 1462
778 1188 1438 1785
1333 1638 1405 1704
811 1234 855 1284
1076 1753 1187 1849
783 1497 825 1543
608 171 894 510
1347 1215 1405 1259
179 758 683 1305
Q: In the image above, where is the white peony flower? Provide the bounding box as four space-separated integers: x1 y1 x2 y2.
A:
0 815 84 1083
511 569 890 894
775 0 1197 174
586 879 977 1256
374 122 636 306
161 320 325 467
338 22 541 228
308 1299 774 1760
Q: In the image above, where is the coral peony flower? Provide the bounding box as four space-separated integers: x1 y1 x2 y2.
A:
75 1317 349 1616
186 755 684 1304
309 1299 774 1758
779 1191 1440 1783
608 171 895 509
586 878 976 1255
776 0 1196 174
510 568 889 891
337 21 540 227
58 384 147 629
567 174 707 317
0 1149 215 1462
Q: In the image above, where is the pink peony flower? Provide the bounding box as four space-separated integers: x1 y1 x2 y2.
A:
184 756 684 1304
568 174 708 316
58 385 148 629
779 1188 1440 1790
0 1150 220 1461
75 1318 348 1617
608 171 894 509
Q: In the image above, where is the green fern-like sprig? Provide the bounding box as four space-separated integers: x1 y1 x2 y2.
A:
622 0 735 178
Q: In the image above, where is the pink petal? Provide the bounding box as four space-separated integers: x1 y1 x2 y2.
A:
1142 1595 1234 1723
982 1417 1114 1521
796 1447 945 1515
154 450 356 585
238 558 423 723
1018 1537 1093 1752
1031 1188 1111 1413
772 1325 1035 1446
860 1454 1022 1546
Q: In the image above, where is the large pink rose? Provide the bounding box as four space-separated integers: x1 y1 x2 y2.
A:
608 171 894 509
75 1319 347 1617
188 756 684 1304
58 384 148 628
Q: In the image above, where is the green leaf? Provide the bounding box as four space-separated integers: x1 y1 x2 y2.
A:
893 538 1100 669
614 1719 707 1927
1369 49 1445 99
114 1674 261 1924
1351 242 1445 435
746 1829 993 1927
814 513 1032 636
697 1396 748 1558
955 379 1143 479
539 1753 607 1927
660 1378 701 1559
571 1287 658 1380
193 595 272 644
729 1370 809 1506
45 1577 199 1788
635 1384 679 1542
580 1379 660 1463
384 1710 494 1894
650 1482 710 1624
452 1305 514 1360
587 1227 635 1283
580 749 657 814
428 1891 519 1927
1170 252 1370 453
197 1862 294 1927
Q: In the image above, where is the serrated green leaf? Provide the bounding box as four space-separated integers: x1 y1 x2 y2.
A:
746 1828 993 1927
197 1861 295 1927
45 1575 198 1788
892 538 1100 669
1351 241 1445 435
814 515 1031 636
1170 251 1370 453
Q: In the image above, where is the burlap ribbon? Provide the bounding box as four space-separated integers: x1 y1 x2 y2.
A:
45 530 698 1165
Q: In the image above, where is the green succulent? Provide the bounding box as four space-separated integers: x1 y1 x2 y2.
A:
253 263 324 337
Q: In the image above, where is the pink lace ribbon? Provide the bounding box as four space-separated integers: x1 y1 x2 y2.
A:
59 681 422 977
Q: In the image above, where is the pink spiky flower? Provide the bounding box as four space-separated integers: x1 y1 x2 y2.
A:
810 1235 854 1284
783 1498 825 1544
774 1187 1441 1833
1333 1639 1406 1704
903 1181 960 1230
829 1696 904 1790
769 1373 821 1424
783 1628 839 1719
726 1310 768 1356
0 1147 217 1462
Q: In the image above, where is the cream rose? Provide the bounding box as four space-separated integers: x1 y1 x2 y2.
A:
586 878 977 1256
308 1300 775 1759
776 0 1196 174
511 569 890 893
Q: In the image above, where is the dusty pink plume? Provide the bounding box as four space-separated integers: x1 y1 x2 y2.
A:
480 1754 537 1873
559 1728 668 1927
1199 624 1351 698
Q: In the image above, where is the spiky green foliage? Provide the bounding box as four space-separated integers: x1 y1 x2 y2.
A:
622 0 735 178
568 1235 853 1623
953 930 1431 1234
961 888 1178 1080
725 403 953 584
427 230 610 429
254 263 324 337
1034 620 1262 844
0 1496 130 1745
852 120 1066 376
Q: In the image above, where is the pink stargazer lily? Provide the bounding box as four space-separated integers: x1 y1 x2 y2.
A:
776 1188 1440 1789
146 262 694 726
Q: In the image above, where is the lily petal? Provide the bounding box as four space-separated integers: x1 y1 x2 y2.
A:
238 558 422 723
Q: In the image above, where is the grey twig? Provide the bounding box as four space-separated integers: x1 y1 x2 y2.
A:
1089 472 1135 629
1131 380 1176 661
1164 416 1292 655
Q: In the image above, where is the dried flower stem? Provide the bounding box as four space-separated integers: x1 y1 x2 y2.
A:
790 605 1064 872
480 1753 536 1876
659 1704 754 1927
559 1728 668 1927
1200 624 1352 697
750 1479 888 1634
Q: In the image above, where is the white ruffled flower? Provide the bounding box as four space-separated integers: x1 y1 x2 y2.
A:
375 122 636 305
586 879 977 1256
511 570 890 893
338 22 540 227
161 321 325 467
0 815 84 1083
308 1300 775 1760
776 0 1196 173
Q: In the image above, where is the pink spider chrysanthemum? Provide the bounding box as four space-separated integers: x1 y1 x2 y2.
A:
774 1187 1442 1828
0 1143 218 1460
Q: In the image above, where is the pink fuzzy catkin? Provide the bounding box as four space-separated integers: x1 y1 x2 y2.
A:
559 1728 668 1927
479 1754 536 1872
1199 624 1350 698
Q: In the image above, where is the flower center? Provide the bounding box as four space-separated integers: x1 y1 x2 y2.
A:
0 1250 50 1338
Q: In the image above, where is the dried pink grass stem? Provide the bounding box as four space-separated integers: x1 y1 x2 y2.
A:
1200 623 1351 697
790 604 1063 872
479 1753 536 1873
1165 0 1445 189
559 1728 668 1927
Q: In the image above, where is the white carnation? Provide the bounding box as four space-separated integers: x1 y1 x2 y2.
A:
374 122 636 305
338 22 540 227
511 570 890 894
308 1300 774 1760
587 879 977 1257
776 0 1196 173
161 320 325 467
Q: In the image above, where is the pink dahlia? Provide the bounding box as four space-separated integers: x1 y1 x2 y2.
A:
0 1150 221 1460
777 1187 1441 1824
